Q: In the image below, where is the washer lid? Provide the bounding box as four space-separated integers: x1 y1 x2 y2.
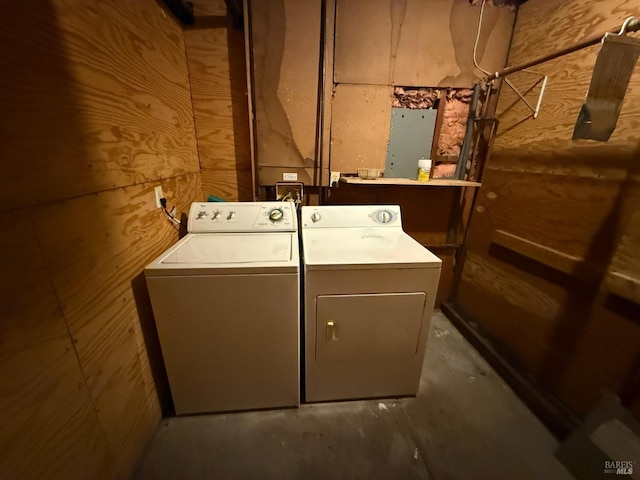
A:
163 234 292 264
145 233 299 276
302 228 441 269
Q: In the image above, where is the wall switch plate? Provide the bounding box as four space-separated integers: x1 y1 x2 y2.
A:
154 185 164 208
330 171 340 186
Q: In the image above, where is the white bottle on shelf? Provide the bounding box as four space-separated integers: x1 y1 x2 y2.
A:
417 157 432 182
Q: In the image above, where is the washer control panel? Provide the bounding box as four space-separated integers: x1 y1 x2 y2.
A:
301 205 401 228
188 202 297 233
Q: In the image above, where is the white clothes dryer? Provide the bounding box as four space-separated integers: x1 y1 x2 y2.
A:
301 205 441 402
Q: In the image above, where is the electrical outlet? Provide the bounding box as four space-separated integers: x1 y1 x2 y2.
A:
330 171 341 187
154 185 164 208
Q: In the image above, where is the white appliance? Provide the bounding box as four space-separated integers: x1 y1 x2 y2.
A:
145 202 299 414
301 205 441 402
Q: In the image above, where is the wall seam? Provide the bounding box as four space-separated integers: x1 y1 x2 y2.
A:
28 212 121 478
181 21 206 198
0 172 201 214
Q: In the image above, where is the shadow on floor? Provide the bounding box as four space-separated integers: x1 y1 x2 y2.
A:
134 311 573 480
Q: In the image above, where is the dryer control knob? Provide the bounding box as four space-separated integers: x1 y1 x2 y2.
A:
268 208 284 222
377 210 393 223
311 212 321 223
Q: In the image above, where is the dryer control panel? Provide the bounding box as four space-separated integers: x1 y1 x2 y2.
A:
301 205 401 229
188 202 298 233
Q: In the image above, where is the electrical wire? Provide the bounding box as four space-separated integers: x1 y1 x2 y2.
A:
618 16 635 35
163 213 180 232
474 0 523 99
160 197 186 229
473 0 492 76
474 0 544 79
163 207 182 225
279 190 303 209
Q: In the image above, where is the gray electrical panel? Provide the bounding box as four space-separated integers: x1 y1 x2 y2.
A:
384 108 437 179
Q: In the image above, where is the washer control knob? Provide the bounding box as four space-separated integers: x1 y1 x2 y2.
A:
227 211 236 220
268 208 284 222
196 211 207 220
377 210 393 223
212 211 222 220
311 212 321 223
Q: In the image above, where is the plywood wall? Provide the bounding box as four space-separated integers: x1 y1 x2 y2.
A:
330 0 514 173
249 0 514 179
330 84 394 172
454 0 640 420
185 1 254 201
249 0 324 185
0 1 201 477
333 0 512 87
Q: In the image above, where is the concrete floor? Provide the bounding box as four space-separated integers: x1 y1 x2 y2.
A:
134 311 574 479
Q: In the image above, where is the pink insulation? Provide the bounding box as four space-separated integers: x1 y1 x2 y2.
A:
436 88 473 157
390 86 482 178
432 163 458 179
393 87 440 109
470 0 519 10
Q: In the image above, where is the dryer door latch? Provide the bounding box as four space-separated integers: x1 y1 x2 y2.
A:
326 321 339 341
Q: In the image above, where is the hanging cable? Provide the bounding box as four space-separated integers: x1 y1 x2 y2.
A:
474 0 548 116
163 207 182 225
618 16 636 35
473 0 491 75
160 198 186 229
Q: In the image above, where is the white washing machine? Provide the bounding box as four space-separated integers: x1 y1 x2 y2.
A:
301 205 441 402
145 202 299 414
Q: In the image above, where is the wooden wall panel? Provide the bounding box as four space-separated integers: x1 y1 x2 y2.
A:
333 0 392 85
330 84 393 173
334 0 514 87
185 2 253 200
1 0 199 211
186 26 248 169
250 0 320 177
31 174 201 477
328 0 512 173
248 0 511 185
256 166 330 187
457 250 640 416
0 212 117 480
455 0 640 420
202 169 254 201
430 246 456 308
193 0 227 15
472 169 640 261
608 210 640 304
0 0 203 476
494 0 640 149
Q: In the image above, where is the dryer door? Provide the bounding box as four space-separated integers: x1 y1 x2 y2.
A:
315 292 426 362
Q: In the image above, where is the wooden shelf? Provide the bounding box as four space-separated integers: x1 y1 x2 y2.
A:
340 177 482 187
